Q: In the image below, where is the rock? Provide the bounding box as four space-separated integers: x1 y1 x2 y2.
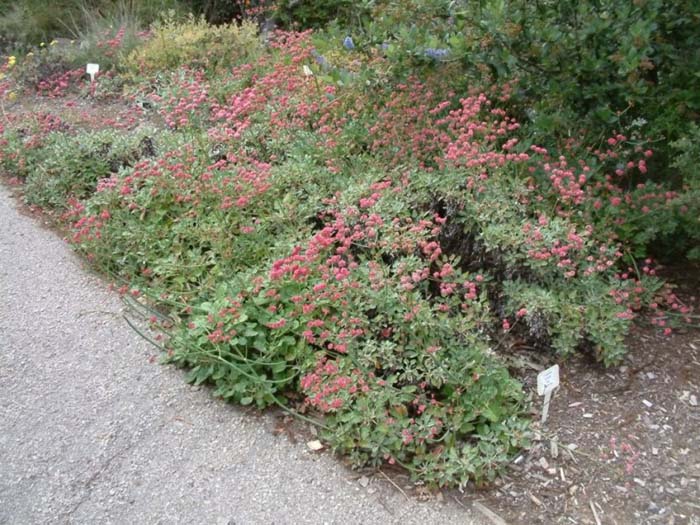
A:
306 440 323 451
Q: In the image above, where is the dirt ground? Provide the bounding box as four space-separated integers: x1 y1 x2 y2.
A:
476 325 700 525
3 93 699 525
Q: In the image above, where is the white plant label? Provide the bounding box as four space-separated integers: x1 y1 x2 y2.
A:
537 364 560 395
86 63 100 82
537 364 560 424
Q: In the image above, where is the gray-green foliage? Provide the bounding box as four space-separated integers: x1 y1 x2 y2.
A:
24 126 164 210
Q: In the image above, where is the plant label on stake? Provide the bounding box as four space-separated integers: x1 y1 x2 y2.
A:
537 364 559 424
86 63 99 82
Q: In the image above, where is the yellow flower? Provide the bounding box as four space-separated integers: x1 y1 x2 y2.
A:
50 40 57 46
40 42 46 47
8 55 16 67
7 91 16 101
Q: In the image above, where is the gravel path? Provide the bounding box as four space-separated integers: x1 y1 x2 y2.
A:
0 185 482 525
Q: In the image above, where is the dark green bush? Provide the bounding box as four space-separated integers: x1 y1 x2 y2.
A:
274 0 364 29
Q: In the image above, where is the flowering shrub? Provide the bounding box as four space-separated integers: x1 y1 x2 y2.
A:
164 171 532 486
68 22 148 73
305 0 700 261
8 34 139 98
22 126 163 210
0 109 71 180
7 42 82 96
0 54 17 98
2 22 694 487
